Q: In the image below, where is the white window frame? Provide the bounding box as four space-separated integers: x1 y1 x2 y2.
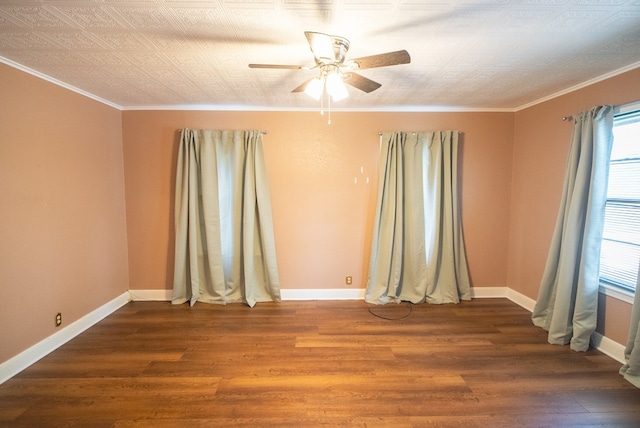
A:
599 100 640 304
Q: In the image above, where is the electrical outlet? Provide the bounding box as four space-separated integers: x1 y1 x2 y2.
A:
55 313 62 327
346 276 352 285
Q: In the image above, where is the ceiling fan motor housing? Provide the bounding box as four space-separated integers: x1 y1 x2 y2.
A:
330 36 350 64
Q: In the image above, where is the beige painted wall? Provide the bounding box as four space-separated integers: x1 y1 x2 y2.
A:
0 64 129 363
122 110 514 293
509 67 640 344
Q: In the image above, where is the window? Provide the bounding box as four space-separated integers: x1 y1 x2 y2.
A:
599 105 640 293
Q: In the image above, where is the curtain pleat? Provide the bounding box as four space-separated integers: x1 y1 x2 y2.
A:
172 129 281 307
365 131 470 305
620 261 640 387
424 131 472 303
532 106 614 351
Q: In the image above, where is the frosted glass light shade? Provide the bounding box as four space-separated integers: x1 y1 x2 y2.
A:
304 77 324 100
326 72 348 101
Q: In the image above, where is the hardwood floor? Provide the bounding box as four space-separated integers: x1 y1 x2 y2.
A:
1 298 640 427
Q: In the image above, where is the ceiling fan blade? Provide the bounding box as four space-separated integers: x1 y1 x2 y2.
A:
249 64 306 70
350 50 411 70
343 72 382 93
292 77 316 93
305 31 335 61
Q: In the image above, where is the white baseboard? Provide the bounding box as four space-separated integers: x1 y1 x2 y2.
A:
501 288 625 363
470 286 509 298
128 289 172 301
280 288 366 300
592 332 626 364
505 288 537 312
127 288 369 301
131 287 507 302
0 291 131 385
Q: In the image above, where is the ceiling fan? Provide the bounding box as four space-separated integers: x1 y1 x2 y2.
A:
248 31 411 101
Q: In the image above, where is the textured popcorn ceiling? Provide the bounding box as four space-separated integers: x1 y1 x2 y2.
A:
0 0 639 111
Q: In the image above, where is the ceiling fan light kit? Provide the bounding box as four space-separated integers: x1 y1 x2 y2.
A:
249 31 411 121
303 67 349 101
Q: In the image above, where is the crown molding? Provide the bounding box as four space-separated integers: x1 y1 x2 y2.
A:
0 56 123 111
515 61 640 112
3 54 639 114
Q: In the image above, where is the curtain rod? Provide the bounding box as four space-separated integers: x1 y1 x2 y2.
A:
563 102 631 121
378 131 464 136
176 129 268 134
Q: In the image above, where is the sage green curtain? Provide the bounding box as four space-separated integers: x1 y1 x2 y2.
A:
532 106 614 351
172 129 281 307
365 131 471 305
620 261 640 388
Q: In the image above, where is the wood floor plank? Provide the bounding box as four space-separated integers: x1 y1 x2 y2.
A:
1 298 639 427
0 377 221 398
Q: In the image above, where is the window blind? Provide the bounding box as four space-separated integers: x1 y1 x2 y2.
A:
599 109 640 291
